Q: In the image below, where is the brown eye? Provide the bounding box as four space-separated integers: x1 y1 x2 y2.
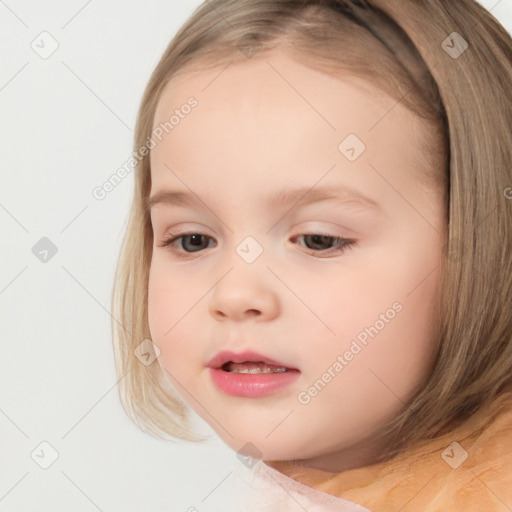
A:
301 234 338 250
294 233 356 256
177 234 211 252
160 232 216 255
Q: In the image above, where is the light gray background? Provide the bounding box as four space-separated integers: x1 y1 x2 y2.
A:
1 1 511 511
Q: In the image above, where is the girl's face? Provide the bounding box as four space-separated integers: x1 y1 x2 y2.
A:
147 50 446 472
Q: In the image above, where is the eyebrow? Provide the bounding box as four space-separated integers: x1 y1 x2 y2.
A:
146 184 382 214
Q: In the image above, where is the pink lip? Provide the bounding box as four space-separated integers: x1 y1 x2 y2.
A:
208 367 300 397
206 349 300 398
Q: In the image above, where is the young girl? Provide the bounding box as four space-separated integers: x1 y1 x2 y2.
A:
111 0 512 509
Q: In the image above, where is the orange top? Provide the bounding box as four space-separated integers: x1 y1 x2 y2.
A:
263 394 512 511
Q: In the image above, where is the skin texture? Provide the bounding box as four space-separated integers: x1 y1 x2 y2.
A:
147 49 446 473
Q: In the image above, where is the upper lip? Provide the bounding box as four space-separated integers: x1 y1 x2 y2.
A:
206 350 299 370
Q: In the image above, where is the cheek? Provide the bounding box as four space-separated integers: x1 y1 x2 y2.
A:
148 255 199 331
304 274 441 440
148 261 171 339
383 262 442 380
147 259 198 374
347 255 441 396
312 237 442 388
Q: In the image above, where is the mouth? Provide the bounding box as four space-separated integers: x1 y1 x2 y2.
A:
206 350 300 397
206 349 299 373
220 361 292 374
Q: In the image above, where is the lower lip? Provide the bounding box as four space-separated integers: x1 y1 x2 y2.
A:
208 368 301 397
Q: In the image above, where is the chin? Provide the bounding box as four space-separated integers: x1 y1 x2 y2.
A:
220 434 307 462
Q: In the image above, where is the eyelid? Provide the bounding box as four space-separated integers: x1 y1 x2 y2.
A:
156 223 350 244
158 223 213 239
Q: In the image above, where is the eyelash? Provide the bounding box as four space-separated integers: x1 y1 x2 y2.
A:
157 231 357 259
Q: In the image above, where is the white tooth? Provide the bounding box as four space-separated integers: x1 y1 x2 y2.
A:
228 367 289 374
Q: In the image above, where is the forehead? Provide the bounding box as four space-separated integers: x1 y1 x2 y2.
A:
153 51 395 131
150 51 430 199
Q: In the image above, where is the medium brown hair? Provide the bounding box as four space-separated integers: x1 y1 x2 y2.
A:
111 0 512 461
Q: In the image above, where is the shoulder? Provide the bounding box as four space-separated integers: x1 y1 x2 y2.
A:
324 397 512 511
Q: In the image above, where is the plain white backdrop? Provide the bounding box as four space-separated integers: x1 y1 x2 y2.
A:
1 1 511 511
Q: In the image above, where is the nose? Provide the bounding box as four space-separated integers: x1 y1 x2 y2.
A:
208 266 280 322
